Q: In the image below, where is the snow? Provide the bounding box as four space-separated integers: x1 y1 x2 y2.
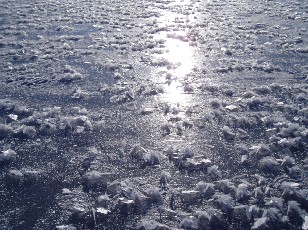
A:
0 149 17 162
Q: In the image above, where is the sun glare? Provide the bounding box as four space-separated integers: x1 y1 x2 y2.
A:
155 1 197 105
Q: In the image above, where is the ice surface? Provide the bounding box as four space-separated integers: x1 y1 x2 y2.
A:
0 0 307 229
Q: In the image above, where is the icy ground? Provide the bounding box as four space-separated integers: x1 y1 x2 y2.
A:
0 0 307 229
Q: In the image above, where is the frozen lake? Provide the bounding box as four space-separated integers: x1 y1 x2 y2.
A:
0 0 307 229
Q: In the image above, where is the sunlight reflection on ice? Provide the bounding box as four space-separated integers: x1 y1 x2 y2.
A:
156 2 197 105
164 33 194 78
163 81 190 105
